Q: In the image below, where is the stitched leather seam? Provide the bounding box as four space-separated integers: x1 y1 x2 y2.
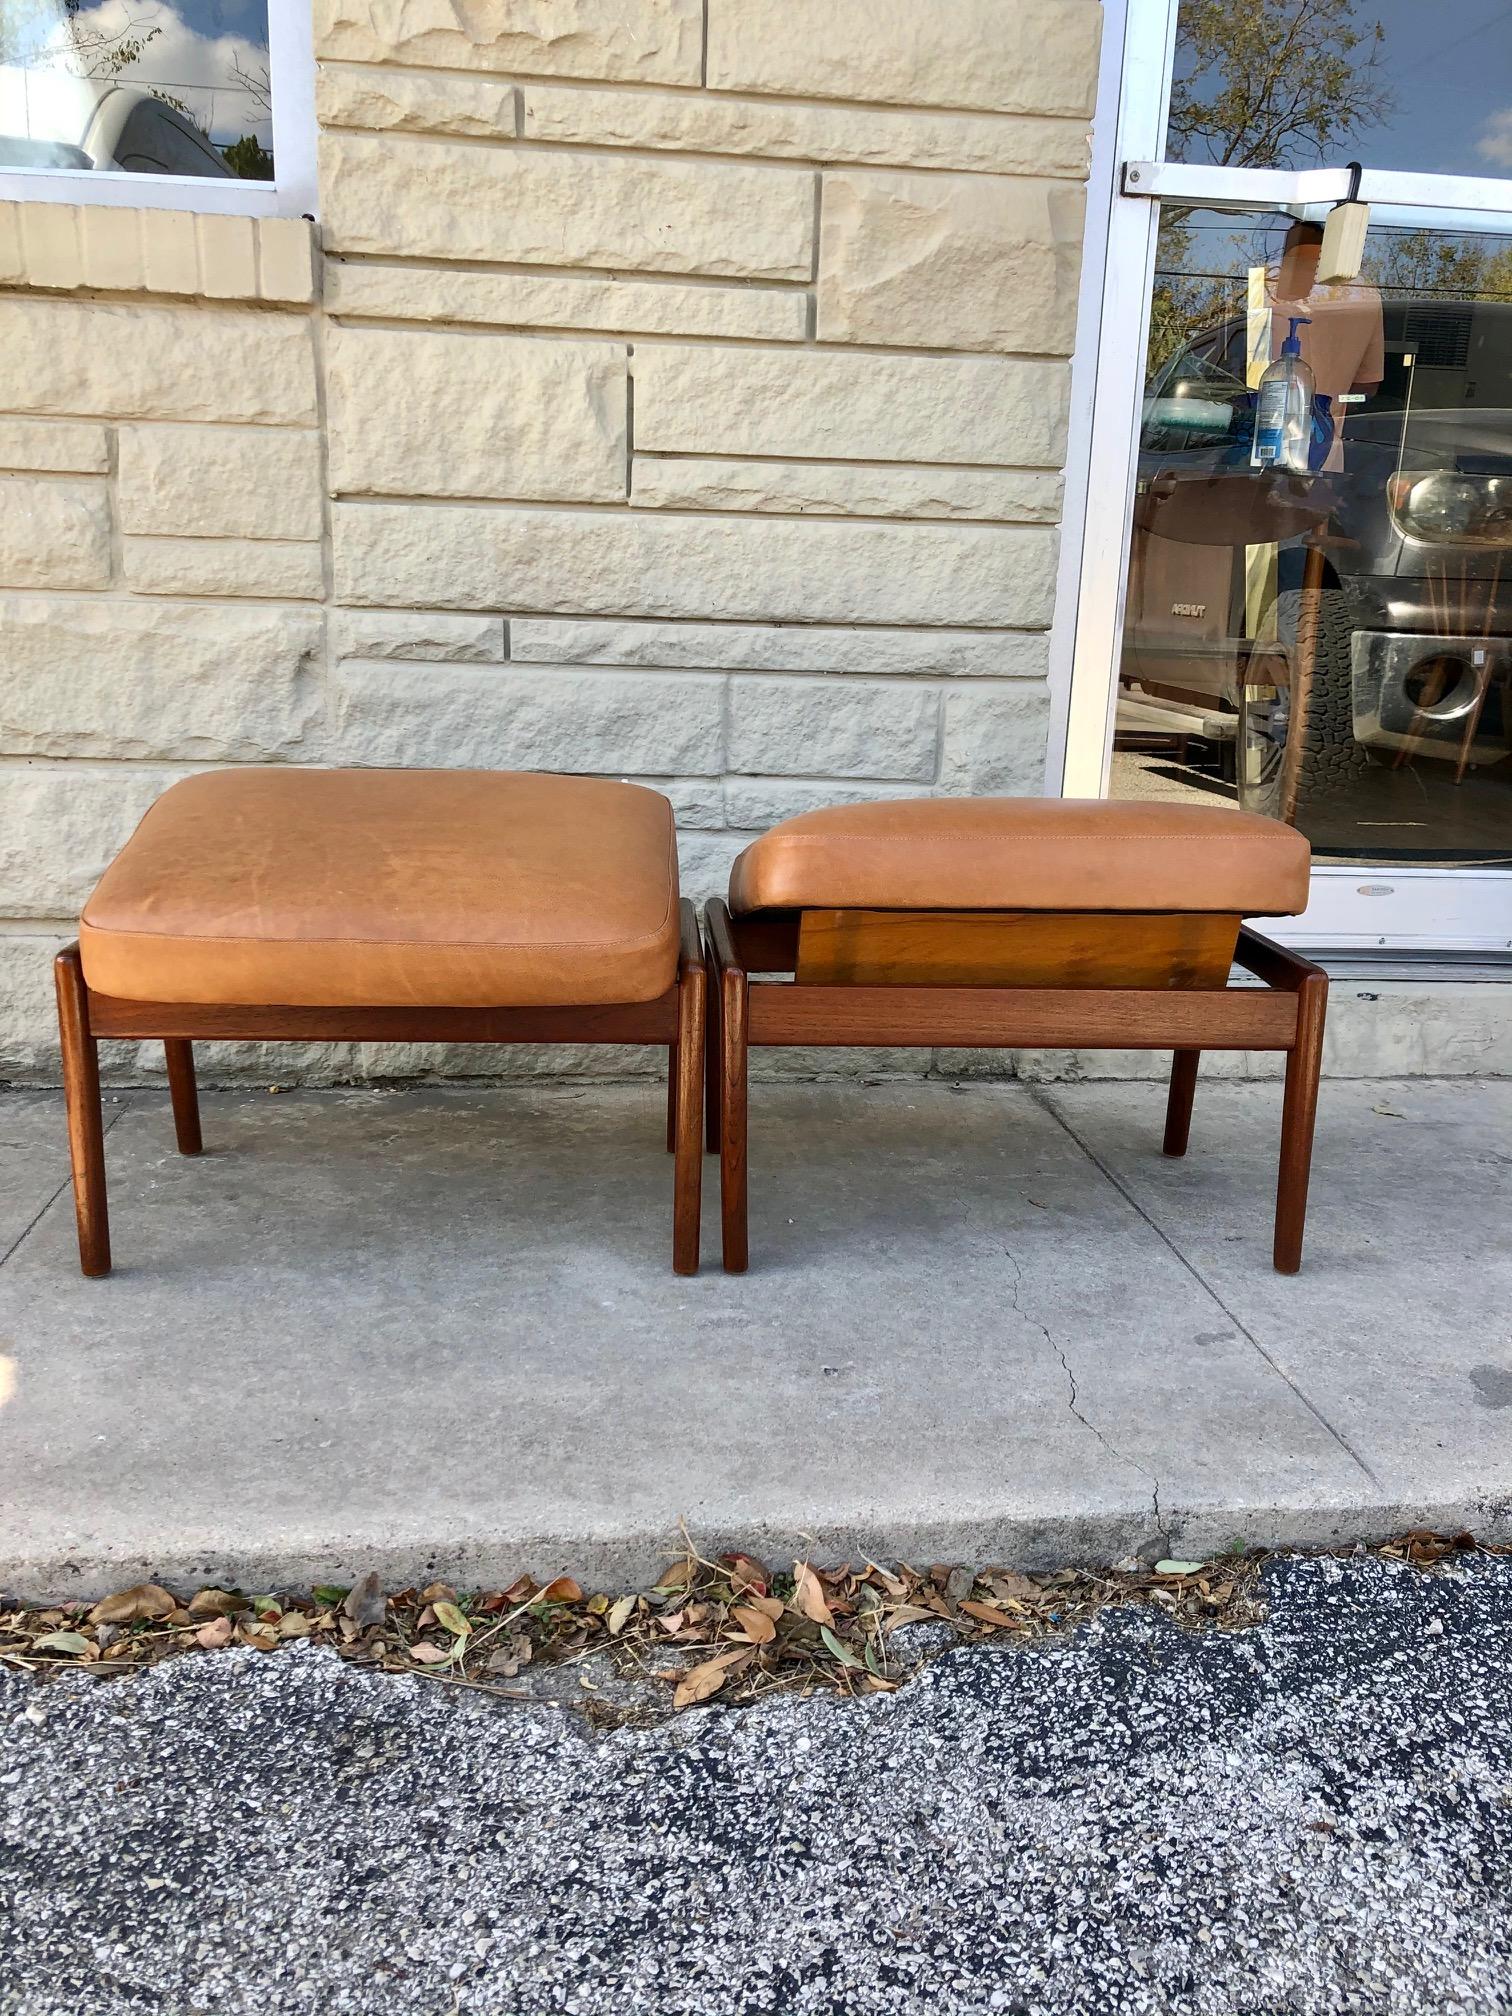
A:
754 833 1298 846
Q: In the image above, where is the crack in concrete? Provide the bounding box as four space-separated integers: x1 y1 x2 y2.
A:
1004 1242 1167 1549
1030 1087 1382 1493
0 1097 133 1273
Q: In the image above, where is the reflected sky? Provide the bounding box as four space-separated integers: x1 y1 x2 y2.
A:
1169 0 1512 182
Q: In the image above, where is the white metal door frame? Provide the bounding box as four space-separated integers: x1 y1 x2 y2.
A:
1045 0 1512 953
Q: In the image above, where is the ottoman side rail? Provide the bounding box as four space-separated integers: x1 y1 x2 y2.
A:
85 997 681 1045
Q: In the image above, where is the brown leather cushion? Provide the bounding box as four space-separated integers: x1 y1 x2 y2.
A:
80 770 681 1007
729 797 1311 917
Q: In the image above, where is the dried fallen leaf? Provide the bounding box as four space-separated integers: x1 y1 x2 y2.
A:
88 1584 177 1626
820 1626 863 1670
433 1601 471 1640
343 1573 387 1630
606 1594 637 1638
1154 1560 1205 1577
409 1642 452 1666
984 1570 1040 1602
730 1604 777 1646
187 1589 249 1620
792 1562 833 1628
237 1623 278 1652
723 1554 769 1599
277 1611 313 1640
538 1577 583 1606
194 1616 234 1650
673 1648 749 1710
30 1630 92 1657
960 1600 1020 1632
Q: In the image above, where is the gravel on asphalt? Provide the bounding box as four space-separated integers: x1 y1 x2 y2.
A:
2 1552 1511 2016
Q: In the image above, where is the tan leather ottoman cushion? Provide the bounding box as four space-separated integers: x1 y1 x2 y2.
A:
80 770 681 1007
729 798 1311 917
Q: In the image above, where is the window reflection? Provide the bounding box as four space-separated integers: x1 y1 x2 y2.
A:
0 0 273 178
1116 215 1512 868
1165 0 1512 185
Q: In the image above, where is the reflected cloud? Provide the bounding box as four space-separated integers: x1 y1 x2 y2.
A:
1475 107 1512 170
24 0 270 145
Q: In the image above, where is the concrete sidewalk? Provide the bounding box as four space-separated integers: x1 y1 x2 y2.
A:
0 1076 1508 1597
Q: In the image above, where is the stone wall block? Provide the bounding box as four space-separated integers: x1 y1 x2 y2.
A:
323 260 807 341
706 0 1103 117
314 0 703 83
0 421 110 475
18 203 82 289
195 215 258 300
817 173 1086 355
520 85 1092 178
632 456 1063 523
724 777 929 829
728 676 940 780
334 504 1057 628
326 325 627 503
317 64 517 138
139 210 199 295
0 597 323 760
328 662 725 773
256 218 318 305
80 207 144 293
125 538 325 601
937 684 1053 794
118 426 324 541
510 618 1051 680
632 347 1069 468
0 769 187 917
320 133 814 280
5 299 317 424
0 477 111 589
330 611 506 662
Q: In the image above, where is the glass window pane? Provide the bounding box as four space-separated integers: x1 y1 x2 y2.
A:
1166 0 1512 183
1113 209 1512 871
0 0 272 179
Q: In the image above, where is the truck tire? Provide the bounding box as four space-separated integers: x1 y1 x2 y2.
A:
1238 583 1371 821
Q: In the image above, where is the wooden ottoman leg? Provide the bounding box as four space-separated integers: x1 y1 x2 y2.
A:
704 942 722 1156
665 1043 677 1153
54 946 111 1278
672 900 705 1276
706 900 749 1275
1274 970 1328 1274
1163 1049 1200 1157
165 1039 203 1156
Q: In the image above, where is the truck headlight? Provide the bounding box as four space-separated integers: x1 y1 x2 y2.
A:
1392 471 1512 544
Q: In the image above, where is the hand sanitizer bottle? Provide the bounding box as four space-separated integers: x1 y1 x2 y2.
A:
1251 316 1315 473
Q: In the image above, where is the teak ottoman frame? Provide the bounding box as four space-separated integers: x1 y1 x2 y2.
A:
704 904 1327 1277
55 907 707 1280
54 768 707 1281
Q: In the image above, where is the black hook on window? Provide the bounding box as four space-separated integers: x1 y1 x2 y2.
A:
1343 160 1363 204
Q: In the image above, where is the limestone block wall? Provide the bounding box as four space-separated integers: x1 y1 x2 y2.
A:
0 0 1102 1083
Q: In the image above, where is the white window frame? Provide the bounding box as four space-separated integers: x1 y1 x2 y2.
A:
1046 0 1512 955
0 0 315 216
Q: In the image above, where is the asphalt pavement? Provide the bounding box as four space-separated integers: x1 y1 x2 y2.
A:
2 1551 1510 2014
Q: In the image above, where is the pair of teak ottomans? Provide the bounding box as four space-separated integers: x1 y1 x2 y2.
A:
60 770 1323 1280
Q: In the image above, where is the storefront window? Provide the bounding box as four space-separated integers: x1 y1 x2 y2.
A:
1112 209 1512 869
0 0 273 179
